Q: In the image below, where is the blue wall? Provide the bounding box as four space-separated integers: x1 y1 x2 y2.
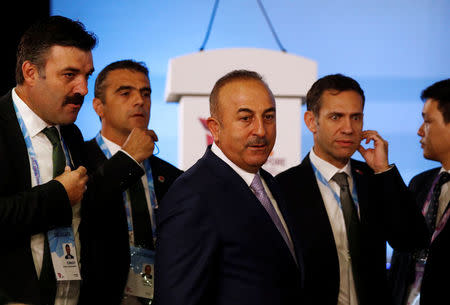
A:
52 0 449 182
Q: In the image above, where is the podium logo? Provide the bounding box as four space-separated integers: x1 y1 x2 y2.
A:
199 118 214 146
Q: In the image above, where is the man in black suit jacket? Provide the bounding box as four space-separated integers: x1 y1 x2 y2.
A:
0 16 96 305
276 74 429 305
389 78 450 305
78 60 182 305
154 70 305 305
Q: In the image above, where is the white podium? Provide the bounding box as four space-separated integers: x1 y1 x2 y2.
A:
165 47 317 176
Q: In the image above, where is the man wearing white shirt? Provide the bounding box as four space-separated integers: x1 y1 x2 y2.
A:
276 74 429 305
390 78 450 305
154 70 305 305
79 60 182 305
0 16 95 305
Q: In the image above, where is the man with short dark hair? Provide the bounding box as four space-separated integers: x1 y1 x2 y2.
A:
79 59 182 305
0 15 96 305
276 74 429 305
389 78 450 305
155 70 305 305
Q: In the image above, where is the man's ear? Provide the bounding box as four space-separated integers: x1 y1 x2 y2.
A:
22 61 39 85
93 98 104 119
206 117 220 143
304 110 318 133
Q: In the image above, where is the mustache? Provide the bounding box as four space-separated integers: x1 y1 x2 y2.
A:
63 94 84 106
246 137 268 147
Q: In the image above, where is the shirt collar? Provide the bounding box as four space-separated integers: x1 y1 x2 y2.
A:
439 167 450 174
12 87 60 138
309 147 352 182
211 142 256 187
101 134 122 156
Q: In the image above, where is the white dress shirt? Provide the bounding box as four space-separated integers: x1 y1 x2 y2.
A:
211 143 294 248
436 167 450 225
12 88 81 305
309 148 358 305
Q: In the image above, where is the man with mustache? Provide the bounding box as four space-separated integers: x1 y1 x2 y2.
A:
0 16 96 305
154 70 305 305
275 74 429 305
78 59 182 305
389 78 450 305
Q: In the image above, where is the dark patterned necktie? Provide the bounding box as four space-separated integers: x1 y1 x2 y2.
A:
332 172 363 302
426 172 450 232
250 174 296 261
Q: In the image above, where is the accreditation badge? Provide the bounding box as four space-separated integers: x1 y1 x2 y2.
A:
124 246 155 299
48 227 81 281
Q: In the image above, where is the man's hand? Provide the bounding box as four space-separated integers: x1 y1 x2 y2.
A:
122 128 158 163
54 166 88 206
357 130 390 173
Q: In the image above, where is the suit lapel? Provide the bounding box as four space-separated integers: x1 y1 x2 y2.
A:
297 156 338 248
203 148 298 266
0 91 32 190
351 160 370 224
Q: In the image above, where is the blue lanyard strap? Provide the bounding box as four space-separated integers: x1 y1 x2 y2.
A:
95 132 158 237
311 162 360 212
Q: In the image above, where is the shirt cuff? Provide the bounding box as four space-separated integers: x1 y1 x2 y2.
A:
119 148 144 169
375 164 394 174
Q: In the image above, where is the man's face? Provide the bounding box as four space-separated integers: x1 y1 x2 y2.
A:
305 90 364 168
208 79 276 173
94 69 151 142
418 99 450 164
65 245 71 255
31 45 94 125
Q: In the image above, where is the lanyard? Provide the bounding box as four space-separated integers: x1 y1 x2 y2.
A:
95 132 158 239
311 162 360 212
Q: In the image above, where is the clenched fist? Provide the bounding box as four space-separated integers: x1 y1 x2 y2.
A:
54 166 88 206
122 127 158 163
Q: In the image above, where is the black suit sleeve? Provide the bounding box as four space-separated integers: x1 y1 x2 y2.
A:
154 181 218 305
0 180 71 242
81 150 145 229
372 165 430 251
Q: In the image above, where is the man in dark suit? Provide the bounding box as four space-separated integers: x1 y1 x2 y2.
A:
0 16 95 305
389 78 450 305
78 60 182 305
275 74 429 305
154 70 305 305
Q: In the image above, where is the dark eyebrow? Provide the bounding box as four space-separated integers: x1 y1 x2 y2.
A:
140 87 152 94
237 108 254 114
115 85 134 93
263 107 276 114
62 67 94 76
329 112 343 117
62 67 80 74
350 112 363 117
